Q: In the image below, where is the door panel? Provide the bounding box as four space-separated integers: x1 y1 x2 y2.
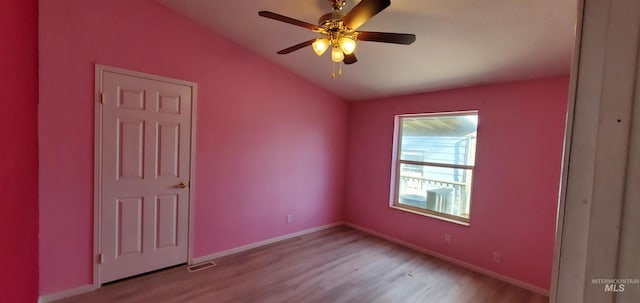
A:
117 197 143 256
100 71 192 284
157 123 180 178
118 88 145 110
156 194 179 249
118 119 145 180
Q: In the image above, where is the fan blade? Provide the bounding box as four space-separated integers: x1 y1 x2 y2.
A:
258 11 319 30
343 0 391 30
343 53 358 65
357 31 416 45
277 39 316 54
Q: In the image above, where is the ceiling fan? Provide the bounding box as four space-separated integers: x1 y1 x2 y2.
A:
258 0 416 69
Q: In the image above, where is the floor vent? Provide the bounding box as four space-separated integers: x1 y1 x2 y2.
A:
187 261 216 273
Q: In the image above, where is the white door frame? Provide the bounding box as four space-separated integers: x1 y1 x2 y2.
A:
93 64 198 288
551 0 640 302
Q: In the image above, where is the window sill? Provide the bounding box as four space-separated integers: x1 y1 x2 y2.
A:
389 205 470 226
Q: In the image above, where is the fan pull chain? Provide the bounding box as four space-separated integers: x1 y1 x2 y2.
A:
331 62 343 79
332 63 336 79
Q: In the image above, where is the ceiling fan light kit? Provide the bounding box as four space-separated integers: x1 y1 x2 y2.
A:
338 36 356 55
331 46 345 62
258 0 416 78
312 38 330 56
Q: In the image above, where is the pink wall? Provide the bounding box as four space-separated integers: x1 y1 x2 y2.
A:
345 76 569 290
0 0 39 301
38 0 347 296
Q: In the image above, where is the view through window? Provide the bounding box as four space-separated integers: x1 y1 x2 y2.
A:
391 112 478 224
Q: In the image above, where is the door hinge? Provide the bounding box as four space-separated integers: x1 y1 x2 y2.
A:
97 253 104 264
99 92 105 104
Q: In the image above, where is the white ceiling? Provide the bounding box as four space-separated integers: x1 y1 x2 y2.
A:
158 0 577 101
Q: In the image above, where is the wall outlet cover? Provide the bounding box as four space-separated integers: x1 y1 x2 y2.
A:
444 234 452 244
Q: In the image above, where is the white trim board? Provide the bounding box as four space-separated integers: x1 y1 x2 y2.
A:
38 284 96 303
344 222 550 297
191 222 343 264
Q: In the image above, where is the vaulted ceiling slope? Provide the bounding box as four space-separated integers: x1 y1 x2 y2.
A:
158 0 577 101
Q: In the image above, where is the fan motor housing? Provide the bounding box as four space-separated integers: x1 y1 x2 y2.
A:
319 11 345 32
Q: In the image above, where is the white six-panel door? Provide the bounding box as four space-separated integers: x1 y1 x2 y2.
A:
98 69 193 283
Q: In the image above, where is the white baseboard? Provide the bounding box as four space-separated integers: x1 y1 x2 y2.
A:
191 222 343 264
38 284 96 303
343 222 550 297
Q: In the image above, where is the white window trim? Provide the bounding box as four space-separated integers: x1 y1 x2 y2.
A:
389 110 478 226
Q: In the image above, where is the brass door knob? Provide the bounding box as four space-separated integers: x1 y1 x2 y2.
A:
177 182 187 189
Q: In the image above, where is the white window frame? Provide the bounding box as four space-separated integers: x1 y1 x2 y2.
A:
389 111 478 225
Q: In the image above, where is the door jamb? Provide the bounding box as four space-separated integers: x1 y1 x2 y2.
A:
93 64 198 288
549 0 584 300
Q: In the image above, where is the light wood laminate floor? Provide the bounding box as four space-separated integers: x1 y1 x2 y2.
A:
56 226 548 303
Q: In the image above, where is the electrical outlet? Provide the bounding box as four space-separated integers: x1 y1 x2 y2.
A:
444 234 451 244
287 215 293 223
492 251 501 264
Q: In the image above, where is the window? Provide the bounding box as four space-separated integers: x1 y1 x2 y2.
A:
390 111 478 224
